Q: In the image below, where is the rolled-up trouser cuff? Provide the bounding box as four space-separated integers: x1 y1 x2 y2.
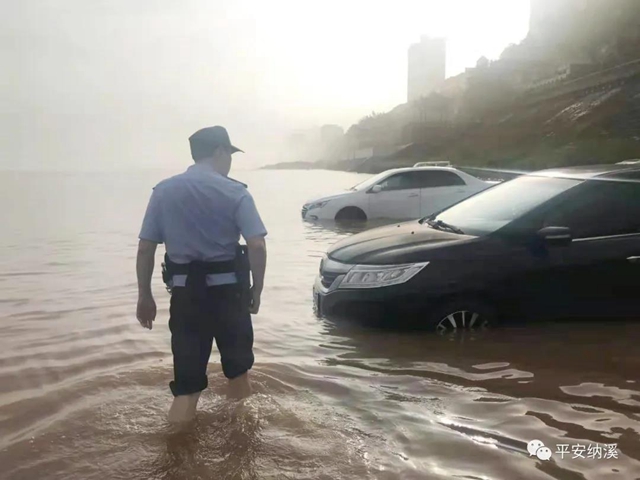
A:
169 376 208 397
221 352 255 379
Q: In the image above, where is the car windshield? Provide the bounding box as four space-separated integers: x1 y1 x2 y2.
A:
430 175 581 236
348 172 390 191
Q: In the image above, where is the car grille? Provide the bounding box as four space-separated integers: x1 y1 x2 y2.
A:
321 271 340 288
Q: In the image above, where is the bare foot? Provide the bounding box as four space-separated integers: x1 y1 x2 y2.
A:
227 372 252 401
167 392 201 425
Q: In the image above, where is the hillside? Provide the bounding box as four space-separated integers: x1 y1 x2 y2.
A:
266 69 640 175
264 72 640 174
363 74 640 174
264 0 640 174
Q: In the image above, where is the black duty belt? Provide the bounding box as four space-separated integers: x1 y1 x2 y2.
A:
165 258 236 275
161 245 251 308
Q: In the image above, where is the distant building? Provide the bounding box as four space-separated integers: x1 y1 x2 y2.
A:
530 0 571 36
407 36 446 103
529 0 594 42
320 124 344 145
437 71 470 98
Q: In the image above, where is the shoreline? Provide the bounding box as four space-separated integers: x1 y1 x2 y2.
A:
263 137 640 175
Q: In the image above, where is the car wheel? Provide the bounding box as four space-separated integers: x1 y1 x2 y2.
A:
335 207 367 222
425 298 497 333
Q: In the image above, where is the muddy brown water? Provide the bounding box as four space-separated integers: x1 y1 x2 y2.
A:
1 169 639 480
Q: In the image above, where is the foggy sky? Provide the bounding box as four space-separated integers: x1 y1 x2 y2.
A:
1 0 529 171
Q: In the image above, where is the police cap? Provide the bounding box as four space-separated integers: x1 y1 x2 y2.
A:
189 126 244 161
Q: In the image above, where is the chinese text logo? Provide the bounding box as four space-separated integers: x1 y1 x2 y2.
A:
527 439 619 461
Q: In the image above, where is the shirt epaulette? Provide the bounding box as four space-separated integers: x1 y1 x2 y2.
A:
227 177 248 188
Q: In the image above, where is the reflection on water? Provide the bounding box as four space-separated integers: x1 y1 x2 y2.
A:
303 218 397 237
0 170 639 480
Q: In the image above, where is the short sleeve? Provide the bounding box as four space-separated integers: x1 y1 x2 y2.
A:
139 188 164 243
235 192 267 240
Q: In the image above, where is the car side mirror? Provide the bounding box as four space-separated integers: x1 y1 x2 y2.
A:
537 226 572 246
368 185 383 194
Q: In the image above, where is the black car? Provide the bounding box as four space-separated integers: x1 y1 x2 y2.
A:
313 164 640 331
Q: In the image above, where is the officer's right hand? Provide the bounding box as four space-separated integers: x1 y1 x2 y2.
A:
249 287 261 315
137 294 157 329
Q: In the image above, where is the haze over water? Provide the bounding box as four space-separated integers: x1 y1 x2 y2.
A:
1 169 639 480
1 0 530 172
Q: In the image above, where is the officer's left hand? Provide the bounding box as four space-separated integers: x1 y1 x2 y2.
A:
137 294 157 330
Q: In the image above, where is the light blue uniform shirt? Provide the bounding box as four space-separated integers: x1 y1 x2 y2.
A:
139 163 267 286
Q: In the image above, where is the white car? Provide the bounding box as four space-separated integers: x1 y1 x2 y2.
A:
302 166 497 221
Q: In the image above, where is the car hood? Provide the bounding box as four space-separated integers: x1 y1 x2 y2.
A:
304 191 352 205
327 220 476 264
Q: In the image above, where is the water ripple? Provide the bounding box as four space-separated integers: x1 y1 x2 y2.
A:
1 170 639 480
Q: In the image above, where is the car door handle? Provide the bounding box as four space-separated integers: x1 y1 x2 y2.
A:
628 256 640 264
408 193 419 197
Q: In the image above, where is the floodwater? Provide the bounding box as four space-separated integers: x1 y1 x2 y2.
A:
0 168 639 480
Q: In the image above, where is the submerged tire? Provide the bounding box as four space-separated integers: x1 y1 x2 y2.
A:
335 207 367 222
424 297 497 333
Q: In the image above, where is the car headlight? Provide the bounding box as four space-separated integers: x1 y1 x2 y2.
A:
307 200 330 210
337 262 429 289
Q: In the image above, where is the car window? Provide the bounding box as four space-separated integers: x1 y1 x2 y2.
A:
434 176 580 236
349 172 390 191
378 173 418 191
414 170 466 188
541 180 640 238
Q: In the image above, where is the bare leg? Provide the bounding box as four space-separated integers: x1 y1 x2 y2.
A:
227 372 252 400
168 392 202 424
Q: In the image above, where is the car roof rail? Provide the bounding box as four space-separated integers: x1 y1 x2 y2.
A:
413 161 452 167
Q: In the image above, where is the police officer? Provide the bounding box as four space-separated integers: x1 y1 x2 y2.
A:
135 126 267 424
